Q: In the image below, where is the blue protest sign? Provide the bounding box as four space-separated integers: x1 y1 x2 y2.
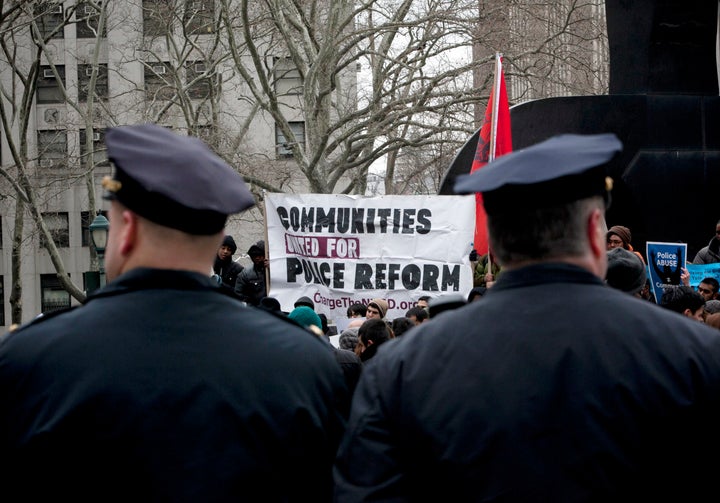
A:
646 242 687 304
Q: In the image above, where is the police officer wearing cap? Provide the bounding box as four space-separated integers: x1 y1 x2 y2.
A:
335 134 720 501
0 124 348 501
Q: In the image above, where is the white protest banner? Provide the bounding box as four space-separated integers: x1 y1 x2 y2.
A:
265 193 475 322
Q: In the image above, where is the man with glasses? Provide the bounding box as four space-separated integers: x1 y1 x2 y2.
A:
692 219 720 264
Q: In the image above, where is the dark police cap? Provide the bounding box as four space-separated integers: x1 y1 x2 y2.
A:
103 124 255 235
453 133 622 215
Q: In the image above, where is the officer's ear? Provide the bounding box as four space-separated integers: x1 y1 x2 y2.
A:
588 207 606 260
118 209 140 256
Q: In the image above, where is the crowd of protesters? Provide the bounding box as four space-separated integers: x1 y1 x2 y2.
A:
4 128 720 501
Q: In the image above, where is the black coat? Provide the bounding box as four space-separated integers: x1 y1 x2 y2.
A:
0 268 348 502
213 255 244 288
335 263 720 502
235 264 267 305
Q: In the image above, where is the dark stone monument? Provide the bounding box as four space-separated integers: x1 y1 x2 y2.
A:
441 0 720 259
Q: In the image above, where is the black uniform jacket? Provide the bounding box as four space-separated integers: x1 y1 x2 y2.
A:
0 268 348 502
334 263 720 502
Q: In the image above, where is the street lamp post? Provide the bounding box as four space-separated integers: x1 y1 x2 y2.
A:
89 213 109 287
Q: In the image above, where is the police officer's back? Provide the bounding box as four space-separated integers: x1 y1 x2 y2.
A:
0 124 348 501
334 134 720 501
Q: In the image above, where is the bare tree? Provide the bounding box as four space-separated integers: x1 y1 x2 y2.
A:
0 1 118 320
216 0 607 196
0 0 609 321
216 0 488 196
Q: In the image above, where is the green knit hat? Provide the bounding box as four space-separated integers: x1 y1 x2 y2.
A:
288 306 322 330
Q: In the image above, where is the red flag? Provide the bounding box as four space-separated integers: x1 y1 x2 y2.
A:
471 53 512 256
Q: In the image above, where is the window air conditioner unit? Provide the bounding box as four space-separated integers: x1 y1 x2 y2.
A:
194 63 206 73
40 159 55 168
43 69 55 79
85 67 95 77
152 65 166 75
92 132 101 141
49 4 63 14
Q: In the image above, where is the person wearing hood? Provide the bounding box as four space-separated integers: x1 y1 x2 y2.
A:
692 219 720 264
213 235 244 289
234 240 268 305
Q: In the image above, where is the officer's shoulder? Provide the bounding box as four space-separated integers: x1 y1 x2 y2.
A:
5 305 79 335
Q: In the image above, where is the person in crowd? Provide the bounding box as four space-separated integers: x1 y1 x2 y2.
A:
659 285 706 321
294 295 315 310
212 234 244 289
606 224 645 264
347 302 367 318
338 326 360 352
405 306 428 325
354 318 392 363
366 298 388 320
473 249 502 288
288 306 324 335
705 311 720 329
705 299 720 315
692 218 720 264
697 277 720 301
427 293 466 318
467 286 487 302
605 247 647 297
234 240 268 305
0 124 348 501
258 296 284 315
334 133 720 501
416 295 431 310
639 277 656 303
288 305 362 407
391 316 415 337
319 313 336 338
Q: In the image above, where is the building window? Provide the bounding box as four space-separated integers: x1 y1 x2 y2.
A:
77 64 108 102
41 212 69 248
41 274 71 314
186 61 211 99
145 62 175 101
143 0 174 37
81 210 107 247
79 128 107 167
34 1 65 40
37 130 67 170
37 65 66 104
184 0 215 34
276 121 305 158
75 1 106 38
274 57 303 95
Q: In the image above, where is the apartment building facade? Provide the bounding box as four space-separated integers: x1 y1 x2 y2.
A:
0 0 357 327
